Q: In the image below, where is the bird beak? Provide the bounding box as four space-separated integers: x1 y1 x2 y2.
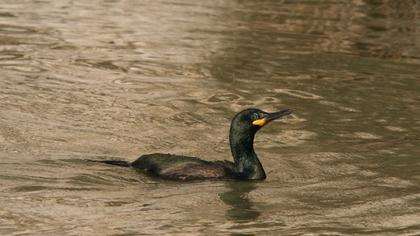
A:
252 109 292 126
266 109 292 122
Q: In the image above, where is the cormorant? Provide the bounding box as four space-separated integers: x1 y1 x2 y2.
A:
94 108 291 181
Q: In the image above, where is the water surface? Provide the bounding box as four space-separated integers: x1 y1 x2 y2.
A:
1 0 420 235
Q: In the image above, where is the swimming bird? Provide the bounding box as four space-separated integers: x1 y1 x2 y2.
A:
94 108 291 181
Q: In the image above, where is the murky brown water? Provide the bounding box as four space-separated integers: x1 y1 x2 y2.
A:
1 0 420 235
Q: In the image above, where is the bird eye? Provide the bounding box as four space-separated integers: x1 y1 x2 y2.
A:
251 113 260 120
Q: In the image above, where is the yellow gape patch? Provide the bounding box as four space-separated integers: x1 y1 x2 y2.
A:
252 119 266 126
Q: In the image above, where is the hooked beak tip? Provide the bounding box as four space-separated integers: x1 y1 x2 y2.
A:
266 109 292 122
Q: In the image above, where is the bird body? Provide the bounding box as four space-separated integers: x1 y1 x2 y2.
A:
94 108 291 181
131 153 236 180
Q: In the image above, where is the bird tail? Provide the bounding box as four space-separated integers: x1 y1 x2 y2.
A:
87 159 131 167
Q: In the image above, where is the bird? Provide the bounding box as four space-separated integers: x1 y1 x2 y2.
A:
93 108 291 181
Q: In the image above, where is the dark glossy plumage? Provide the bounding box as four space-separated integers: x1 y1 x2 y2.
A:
93 108 291 181
131 153 236 180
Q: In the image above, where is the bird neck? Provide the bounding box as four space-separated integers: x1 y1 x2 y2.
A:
229 130 266 180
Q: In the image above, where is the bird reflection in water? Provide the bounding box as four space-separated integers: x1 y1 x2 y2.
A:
219 181 260 222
